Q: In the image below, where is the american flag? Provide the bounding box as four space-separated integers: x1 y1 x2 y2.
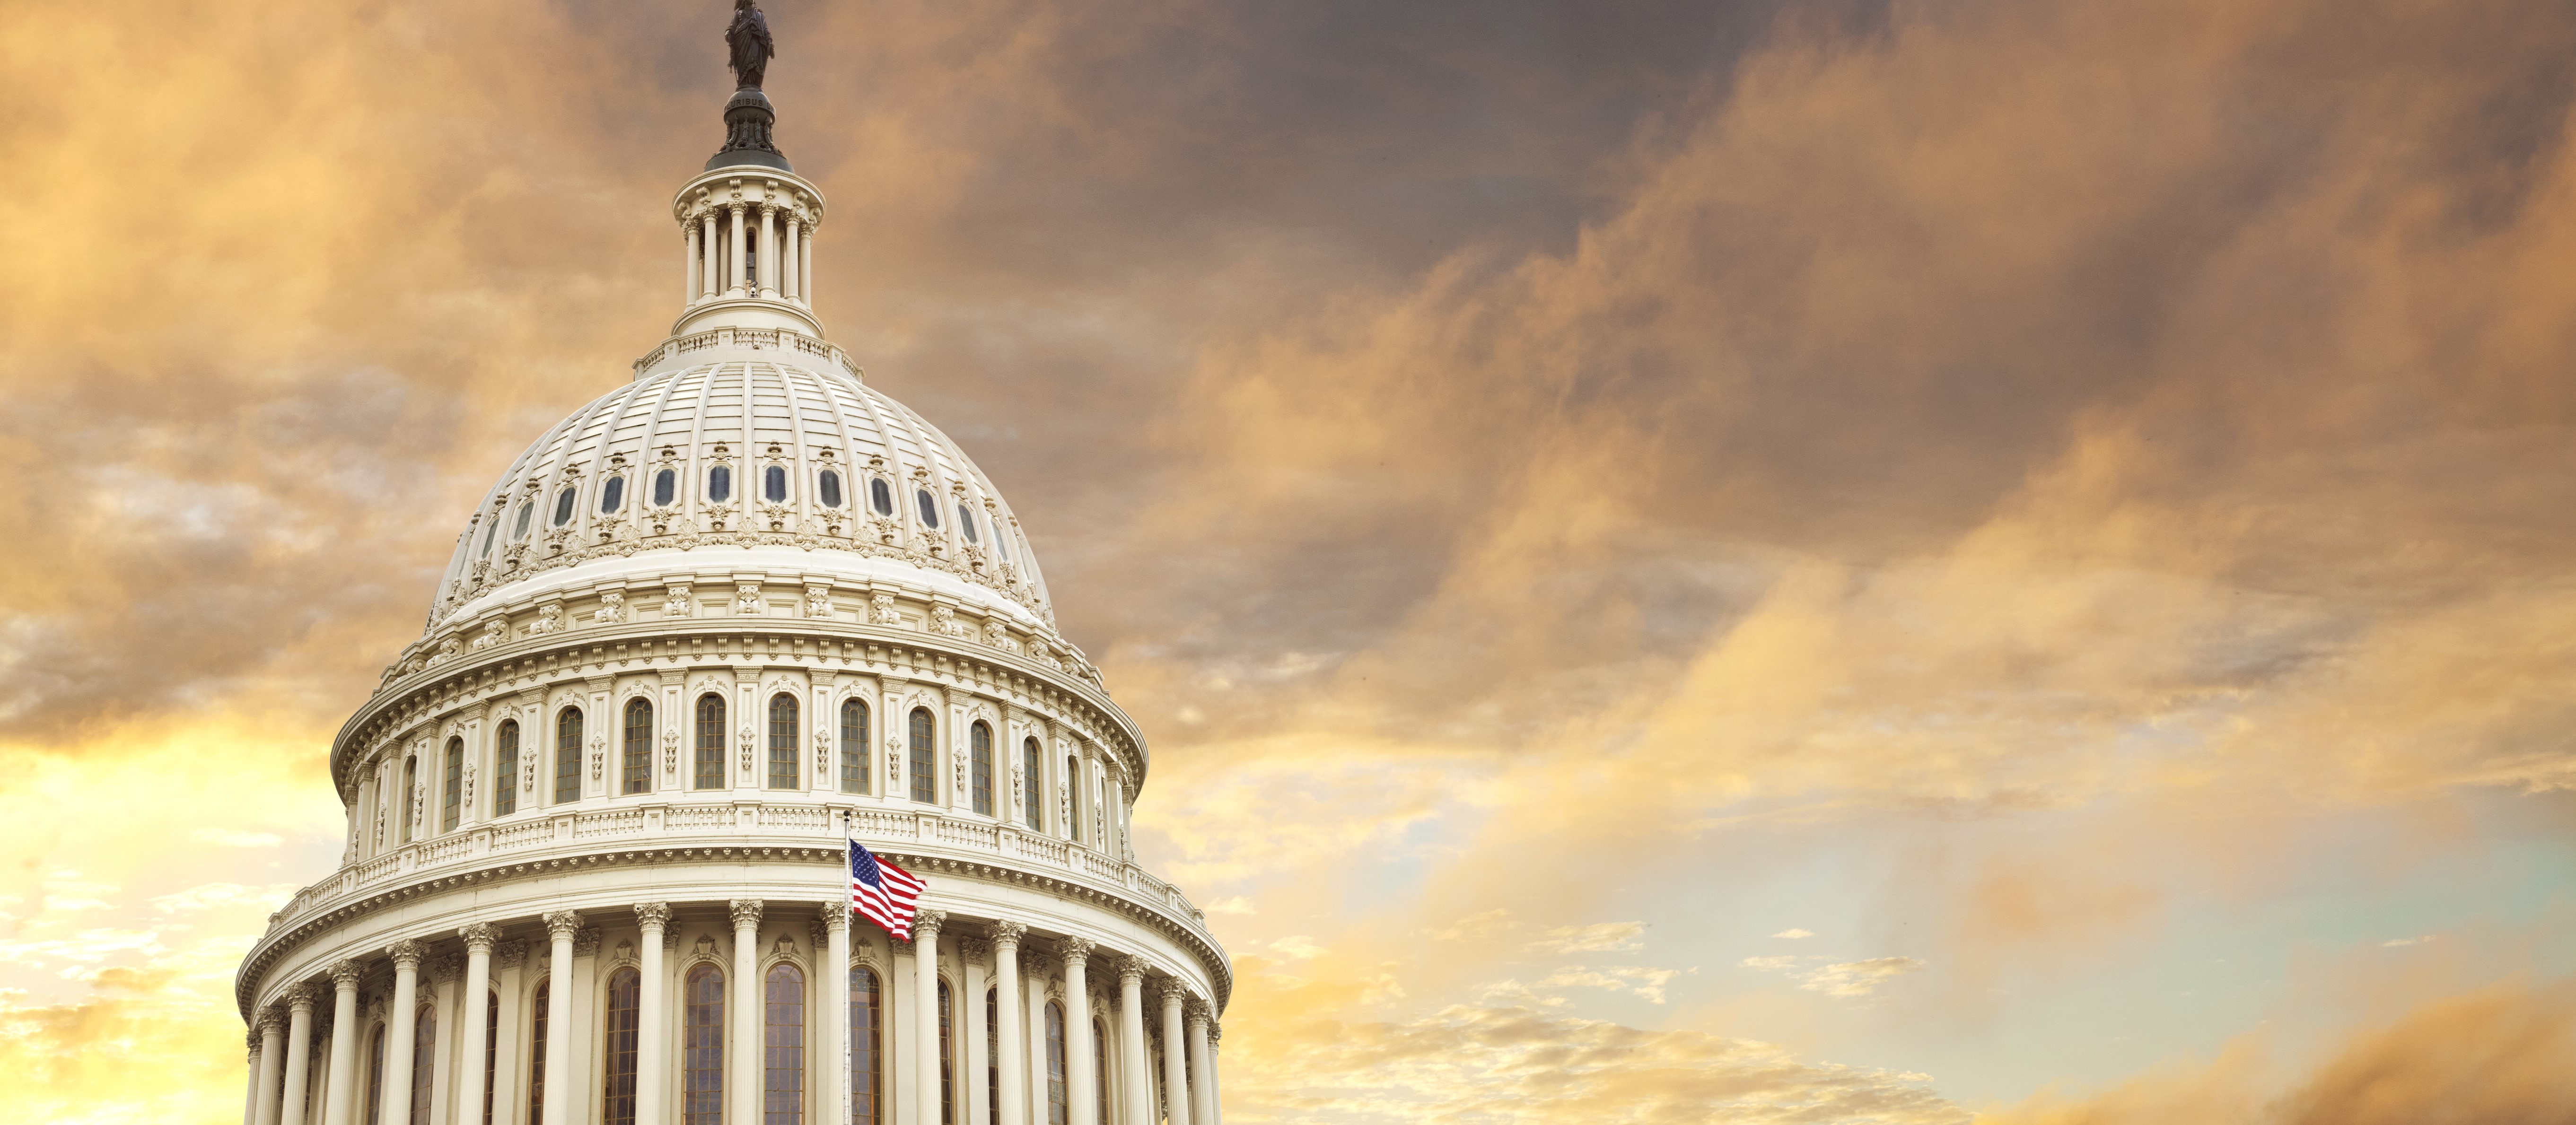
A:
848 839 926 940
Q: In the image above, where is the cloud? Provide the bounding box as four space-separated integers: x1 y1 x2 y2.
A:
1533 965 1688 1005
1744 955 1928 998
147 883 299 916
1267 936 1330 961
1774 929 1815 939
185 829 282 849
1429 908 1514 942
1527 922 1646 955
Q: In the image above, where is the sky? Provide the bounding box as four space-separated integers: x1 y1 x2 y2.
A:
3 0 2576 1121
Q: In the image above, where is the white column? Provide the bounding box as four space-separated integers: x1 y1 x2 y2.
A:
992 923 1026 1125
541 912 581 1125
685 225 698 306
1062 941 1095 1125
963 940 990 1125
458 925 497 1125
491 941 528 1125
731 899 764 1125
637 904 671 1125
428 956 460 1125
1116 961 1150 1125
254 1007 285 1125
1158 985 1190 1125
820 904 850 1125
913 910 947 1125
383 941 422 1125
323 961 361 1125
782 213 800 301
245 1035 263 1125
800 224 814 305
1020 947 1046 1125
1186 1008 1215 1125
702 211 721 299
280 987 315 1125
759 205 779 297
728 204 748 297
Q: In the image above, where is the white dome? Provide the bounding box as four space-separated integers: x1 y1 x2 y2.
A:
425 356 1053 642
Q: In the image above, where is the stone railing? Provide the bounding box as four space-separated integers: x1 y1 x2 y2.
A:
267 802 1211 940
632 327 865 379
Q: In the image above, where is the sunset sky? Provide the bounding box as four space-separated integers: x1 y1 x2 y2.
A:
6 0 2576 1121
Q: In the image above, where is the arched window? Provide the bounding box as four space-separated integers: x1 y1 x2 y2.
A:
512 501 534 540
768 694 799 789
908 709 936 804
869 478 893 516
764 465 788 503
603 967 641 1125
479 517 499 558
695 695 727 790
708 465 733 504
600 476 625 514
1023 738 1044 830
766 963 806 1123
366 1024 387 1125
402 757 419 842
527 980 549 1125
1093 1020 1111 1125
956 502 979 544
840 699 869 794
818 470 843 509
915 489 940 528
986 989 1000 1125
969 723 993 816
622 699 652 795
994 520 1013 564
555 708 583 804
938 980 955 1125
482 991 500 1125
851 966 883 1125
685 963 725 1125
1044 1002 1068 1125
409 1003 437 1125
552 486 577 527
494 721 519 817
442 737 464 833
654 469 677 507
1066 757 1082 842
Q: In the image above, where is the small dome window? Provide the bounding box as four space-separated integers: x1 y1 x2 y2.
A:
994 520 1013 563
479 517 499 558
708 465 733 503
869 478 894 516
818 470 843 509
599 476 624 514
552 486 577 527
653 468 676 507
763 465 787 503
915 489 940 528
956 502 979 544
511 501 534 540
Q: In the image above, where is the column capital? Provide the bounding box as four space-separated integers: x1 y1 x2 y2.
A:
543 909 584 941
1186 998 1211 1029
1060 936 1095 965
386 938 425 968
429 952 465 983
958 937 991 963
571 928 602 958
459 922 500 953
1208 1021 1222 1047
494 937 531 969
259 1003 289 1032
328 959 365 990
1117 955 1149 985
991 919 1027 947
636 901 673 931
912 908 946 941
286 982 319 1013
1157 980 1190 1008
728 898 765 930
816 901 848 933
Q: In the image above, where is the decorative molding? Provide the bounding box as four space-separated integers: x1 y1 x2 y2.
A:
571 928 603 958
991 920 1027 948
459 922 499 953
542 910 584 942
385 939 424 968
635 902 673 931
728 898 765 930
328 959 364 990
493 938 530 969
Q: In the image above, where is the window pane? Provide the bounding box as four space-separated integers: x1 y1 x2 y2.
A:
1093 1021 1109 1125
552 487 577 527
483 991 500 1125
852 968 881 1125
528 981 549 1125
957 503 979 543
556 709 583 804
1024 739 1043 830
765 964 806 1125
604 969 641 1125
819 471 842 509
410 1004 437 1125
710 465 733 503
764 465 788 503
909 710 936 803
970 724 992 816
601 476 625 514
915 489 940 528
696 695 727 790
481 518 499 558
840 700 869 794
442 738 464 833
513 502 534 540
623 700 653 795
685 965 724 1125
869 479 893 516
495 722 519 817
938 981 954 1125
1044 1003 1067 1125
768 695 799 790
655 469 676 507
368 1027 386 1125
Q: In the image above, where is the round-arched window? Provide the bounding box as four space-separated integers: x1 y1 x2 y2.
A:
552 487 577 527
600 476 625 514
763 465 787 503
818 470 843 509
956 503 979 544
511 501 534 540
708 465 733 503
915 489 940 528
869 478 894 516
653 468 676 507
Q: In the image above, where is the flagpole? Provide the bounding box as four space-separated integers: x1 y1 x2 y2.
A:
840 808 854 1125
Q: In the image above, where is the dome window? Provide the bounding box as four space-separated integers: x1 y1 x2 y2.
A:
653 468 676 507
552 487 577 527
869 478 894 516
708 465 733 503
994 521 1013 563
479 517 499 558
956 503 979 544
511 501 534 540
818 470 843 509
915 489 940 528
763 465 787 503
600 476 625 514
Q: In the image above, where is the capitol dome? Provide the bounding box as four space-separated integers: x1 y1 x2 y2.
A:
233 17 1228 1125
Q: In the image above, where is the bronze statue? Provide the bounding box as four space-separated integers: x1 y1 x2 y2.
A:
726 0 775 90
